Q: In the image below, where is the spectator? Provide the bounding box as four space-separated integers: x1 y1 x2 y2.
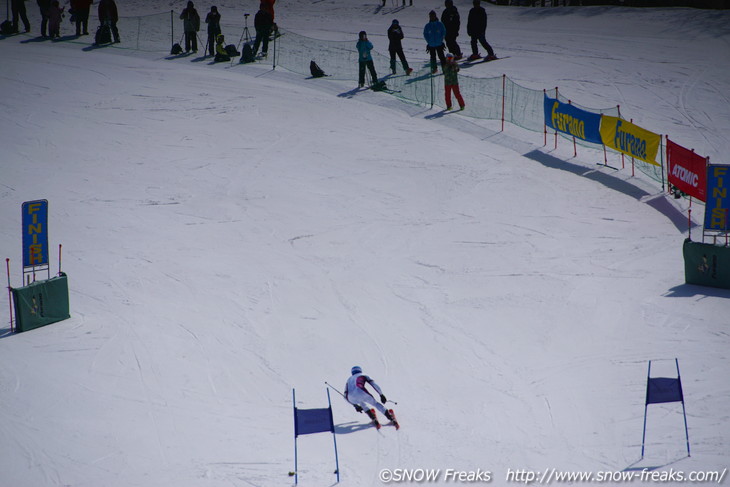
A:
259 0 277 37
466 0 496 61
11 0 31 33
47 0 63 38
98 0 120 43
70 0 92 36
252 7 273 57
179 1 200 53
205 6 221 57
423 10 446 74
387 19 412 75
214 34 230 62
37 0 51 37
356 30 378 88
443 52 465 110
441 0 462 60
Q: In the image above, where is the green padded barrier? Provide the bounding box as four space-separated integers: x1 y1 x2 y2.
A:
11 273 70 333
683 239 730 289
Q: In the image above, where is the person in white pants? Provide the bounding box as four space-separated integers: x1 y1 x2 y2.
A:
344 366 395 423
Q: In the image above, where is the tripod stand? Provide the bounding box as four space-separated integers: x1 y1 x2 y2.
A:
237 13 253 50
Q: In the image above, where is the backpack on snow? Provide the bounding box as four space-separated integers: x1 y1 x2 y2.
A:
310 60 326 78
1 20 15 36
240 43 255 63
170 43 183 55
371 80 388 92
95 23 112 45
225 44 240 57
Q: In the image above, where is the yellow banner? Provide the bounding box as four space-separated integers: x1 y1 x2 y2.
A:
600 116 661 166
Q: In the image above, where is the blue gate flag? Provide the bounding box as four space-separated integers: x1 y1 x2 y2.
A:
641 359 690 458
646 377 684 405
292 389 340 484
295 407 334 436
544 95 603 145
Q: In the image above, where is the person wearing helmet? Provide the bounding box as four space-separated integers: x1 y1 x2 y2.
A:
344 366 399 429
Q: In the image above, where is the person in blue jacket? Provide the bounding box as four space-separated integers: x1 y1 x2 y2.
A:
423 10 446 74
356 30 379 88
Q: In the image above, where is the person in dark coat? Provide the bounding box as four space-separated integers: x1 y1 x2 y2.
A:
37 0 51 37
70 0 92 36
387 19 412 75
441 0 462 60
98 0 120 43
205 6 221 57
252 7 273 57
48 0 63 38
179 1 200 53
466 0 496 61
11 0 31 33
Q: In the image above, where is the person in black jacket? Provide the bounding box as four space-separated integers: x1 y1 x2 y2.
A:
466 0 496 61
205 6 221 57
179 1 200 53
37 0 51 37
441 0 462 60
11 0 31 33
252 7 273 57
98 0 120 43
387 19 412 75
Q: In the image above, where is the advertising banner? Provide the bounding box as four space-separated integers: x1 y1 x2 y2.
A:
22 200 49 268
600 116 661 166
667 139 707 202
704 164 730 231
544 95 603 144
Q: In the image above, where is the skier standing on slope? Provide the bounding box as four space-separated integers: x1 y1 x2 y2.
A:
345 366 398 429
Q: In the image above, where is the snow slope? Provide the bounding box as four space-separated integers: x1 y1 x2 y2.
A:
1 1 728 486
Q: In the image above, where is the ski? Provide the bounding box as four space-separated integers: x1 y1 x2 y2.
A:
461 55 509 66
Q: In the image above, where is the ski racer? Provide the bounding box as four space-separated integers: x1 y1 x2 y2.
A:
345 366 398 428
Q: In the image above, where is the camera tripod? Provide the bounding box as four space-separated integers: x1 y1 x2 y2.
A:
238 13 253 48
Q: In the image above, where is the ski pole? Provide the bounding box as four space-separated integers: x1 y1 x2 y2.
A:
324 381 346 399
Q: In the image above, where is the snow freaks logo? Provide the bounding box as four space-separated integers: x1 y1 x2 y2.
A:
379 468 492 483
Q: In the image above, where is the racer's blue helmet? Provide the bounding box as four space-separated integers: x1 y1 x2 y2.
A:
351 366 362 375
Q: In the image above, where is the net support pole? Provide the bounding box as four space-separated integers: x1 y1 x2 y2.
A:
272 28 277 70
501 74 505 132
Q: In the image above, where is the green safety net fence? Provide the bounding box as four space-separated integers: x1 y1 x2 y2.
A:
75 15 666 185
